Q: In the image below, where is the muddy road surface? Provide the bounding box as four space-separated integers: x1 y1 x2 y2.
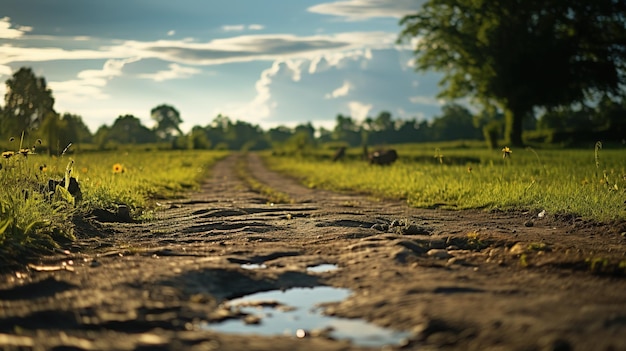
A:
1 153 625 351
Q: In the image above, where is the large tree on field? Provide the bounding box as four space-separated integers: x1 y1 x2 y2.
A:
151 104 182 141
3 67 56 137
399 0 626 146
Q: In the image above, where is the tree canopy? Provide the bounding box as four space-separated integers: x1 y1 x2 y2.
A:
151 104 183 141
399 0 626 146
2 67 55 137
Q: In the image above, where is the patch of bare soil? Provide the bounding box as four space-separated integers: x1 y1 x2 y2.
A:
1 153 625 351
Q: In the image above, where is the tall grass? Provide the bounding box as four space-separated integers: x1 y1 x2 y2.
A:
263 144 626 221
0 147 228 266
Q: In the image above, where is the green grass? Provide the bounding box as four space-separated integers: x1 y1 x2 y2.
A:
0 149 228 266
262 143 626 221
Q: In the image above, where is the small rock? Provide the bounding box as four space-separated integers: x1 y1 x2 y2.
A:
509 242 526 255
427 249 451 259
446 257 466 266
524 220 534 227
400 224 431 235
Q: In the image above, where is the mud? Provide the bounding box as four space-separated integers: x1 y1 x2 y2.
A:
1 153 625 351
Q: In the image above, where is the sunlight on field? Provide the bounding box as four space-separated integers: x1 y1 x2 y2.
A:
0 149 228 264
263 144 626 221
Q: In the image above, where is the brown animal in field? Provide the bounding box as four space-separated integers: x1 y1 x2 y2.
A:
332 147 346 162
363 146 398 165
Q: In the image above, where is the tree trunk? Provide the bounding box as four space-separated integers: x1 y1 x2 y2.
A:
504 108 525 147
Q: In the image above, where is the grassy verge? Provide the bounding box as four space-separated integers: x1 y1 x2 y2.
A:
0 148 229 266
262 143 626 221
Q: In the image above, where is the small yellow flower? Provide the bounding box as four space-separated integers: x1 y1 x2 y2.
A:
39 164 48 172
112 163 124 173
81 167 88 173
2 151 14 158
502 146 512 158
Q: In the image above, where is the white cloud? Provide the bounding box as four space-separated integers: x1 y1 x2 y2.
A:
167 30 176 36
0 45 120 65
248 24 265 31
325 80 353 98
50 57 141 102
222 24 265 32
348 101 372 121
139 63 201 81
222 25 246 32
0 17 32 39
0 64 12 76
105 32 396 66
308 0 423 21
409 95 443 106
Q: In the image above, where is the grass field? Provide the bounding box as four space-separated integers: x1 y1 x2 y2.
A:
0 148 228 265
263 142 626 222
2 141 625 266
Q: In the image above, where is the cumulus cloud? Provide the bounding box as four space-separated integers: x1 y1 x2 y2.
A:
348 101 372 121
0 17 32 39
50 57 141 102
325 81 353 98
139 63 201 82
308 0 423 21
167 30 176 36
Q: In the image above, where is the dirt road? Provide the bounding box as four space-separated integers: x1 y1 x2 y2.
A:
1 153 625 351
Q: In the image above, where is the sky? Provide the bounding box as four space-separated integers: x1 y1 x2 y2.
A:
0 0 446 133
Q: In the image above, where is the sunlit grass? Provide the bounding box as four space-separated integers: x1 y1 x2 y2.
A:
263 144 626 221
0 148 228 266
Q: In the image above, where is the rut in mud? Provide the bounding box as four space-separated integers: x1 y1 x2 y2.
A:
1 152 625 351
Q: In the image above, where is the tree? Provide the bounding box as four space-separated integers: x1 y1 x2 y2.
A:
2 67 55 137
333 114 361 146
109 114 156 144
429 103 481 141
61 113 92 144
150 104 182 141
399 0 626 146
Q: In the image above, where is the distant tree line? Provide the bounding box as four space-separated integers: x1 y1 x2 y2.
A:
1 67 625 154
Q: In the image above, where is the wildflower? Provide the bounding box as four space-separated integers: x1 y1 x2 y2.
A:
112 163 124 173
39 164 48 172
81 167 88 173
19 148 30 156
2 151 14 159
502 146 512 158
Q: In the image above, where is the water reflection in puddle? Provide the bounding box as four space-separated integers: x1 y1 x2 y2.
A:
204 286 410 347
306 264 338 273
240 263 267 270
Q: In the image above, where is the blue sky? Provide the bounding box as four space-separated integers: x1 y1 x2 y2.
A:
0 0 445 133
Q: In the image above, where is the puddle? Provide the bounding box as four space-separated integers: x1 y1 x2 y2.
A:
204 286 410 347
240 263 267 270
306 264 338 273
